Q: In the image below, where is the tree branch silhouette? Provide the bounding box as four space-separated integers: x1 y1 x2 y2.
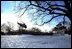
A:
14 1 71 27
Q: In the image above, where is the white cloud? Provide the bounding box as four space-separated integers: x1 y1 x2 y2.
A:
1 12 53 32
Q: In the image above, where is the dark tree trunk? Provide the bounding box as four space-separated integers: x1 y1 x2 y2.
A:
64 1 71 34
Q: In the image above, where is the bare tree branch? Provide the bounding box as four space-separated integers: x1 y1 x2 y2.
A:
36 14 61 26
14 1 71 27
19 5 30 17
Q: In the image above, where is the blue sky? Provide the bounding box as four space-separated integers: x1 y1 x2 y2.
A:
1 1 71 32
1 1 14 13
